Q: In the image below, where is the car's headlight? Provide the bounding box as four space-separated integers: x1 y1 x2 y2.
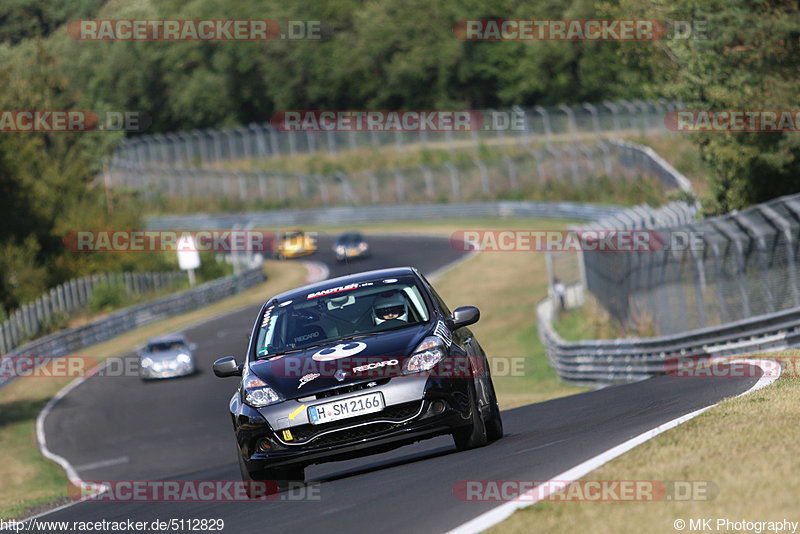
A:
243 376 283 408
176 353 192 364
335 245 345 254
403 336 444 375
140 357 153 369
359 242 368 251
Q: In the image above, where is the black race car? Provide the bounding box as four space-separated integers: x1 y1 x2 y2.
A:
213 266 502 490
333 231 370 262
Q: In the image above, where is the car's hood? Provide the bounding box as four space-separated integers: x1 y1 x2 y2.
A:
248 323 431 398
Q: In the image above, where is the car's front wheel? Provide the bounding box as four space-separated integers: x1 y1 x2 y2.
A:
485 373 503 442
452 379 488 451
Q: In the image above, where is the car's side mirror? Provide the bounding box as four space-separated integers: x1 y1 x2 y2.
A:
451 306 480 329
213 356 242 377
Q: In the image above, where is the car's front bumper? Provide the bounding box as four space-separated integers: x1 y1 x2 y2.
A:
335 247 369 261
279 247 316 258
233 373 474 470
140 361 194 379
248 411 461 469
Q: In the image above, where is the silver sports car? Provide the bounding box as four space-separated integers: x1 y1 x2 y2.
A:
139 334 196 380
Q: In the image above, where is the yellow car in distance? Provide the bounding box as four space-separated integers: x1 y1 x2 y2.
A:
274 229 318 259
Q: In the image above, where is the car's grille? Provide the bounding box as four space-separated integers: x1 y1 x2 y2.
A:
315 378 390 399
283 401 423 445
310 422 403 447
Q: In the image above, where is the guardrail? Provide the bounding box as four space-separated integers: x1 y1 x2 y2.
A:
0 271 188 355
0 267 265 389
537 284 800 385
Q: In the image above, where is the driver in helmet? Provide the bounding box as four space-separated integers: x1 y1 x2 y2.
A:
372 292 409 325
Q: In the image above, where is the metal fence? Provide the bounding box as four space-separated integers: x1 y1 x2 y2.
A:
0 271 187 355
106 140 685 208
109 99 681 168
0 267 265 389
581 192 800 336
543 139 698 313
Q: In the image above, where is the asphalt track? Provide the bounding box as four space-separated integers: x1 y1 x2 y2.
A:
37 233 763 533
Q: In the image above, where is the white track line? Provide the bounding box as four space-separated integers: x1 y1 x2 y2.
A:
34 359 113 507
303 261 330 283
36 372 97 486
73 456 130 472
447 358 780 534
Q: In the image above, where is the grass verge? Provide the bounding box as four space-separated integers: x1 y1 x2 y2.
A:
297 216 590 237
214 129 648 176
489 351 798 534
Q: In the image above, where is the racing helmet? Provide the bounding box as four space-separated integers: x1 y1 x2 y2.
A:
372 292 408 324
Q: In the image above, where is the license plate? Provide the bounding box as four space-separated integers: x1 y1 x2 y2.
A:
308 392 384 425
347 249 359 257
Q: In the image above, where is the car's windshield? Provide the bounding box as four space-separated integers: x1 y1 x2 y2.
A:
338 233 362 244
254 275 430 358
283 231 303 240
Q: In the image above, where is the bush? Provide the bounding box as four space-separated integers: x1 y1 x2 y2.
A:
197 253 233 283
89 282 128 314
40 309 69 334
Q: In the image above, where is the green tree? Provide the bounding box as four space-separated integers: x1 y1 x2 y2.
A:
606 0 800 214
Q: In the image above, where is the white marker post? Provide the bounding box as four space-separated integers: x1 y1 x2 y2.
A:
177 234 201 287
